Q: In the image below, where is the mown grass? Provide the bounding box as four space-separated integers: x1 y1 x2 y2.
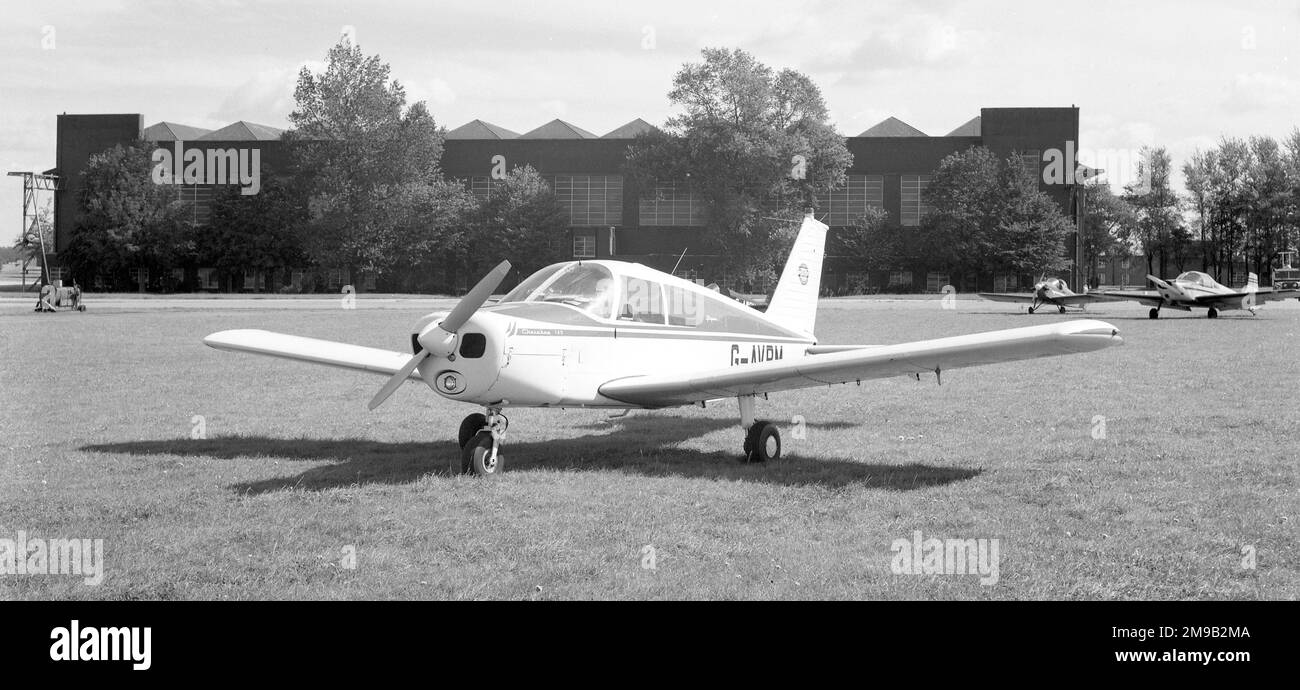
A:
1 295 1296 600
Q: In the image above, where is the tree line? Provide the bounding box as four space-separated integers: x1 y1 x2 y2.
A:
56 39 1300 294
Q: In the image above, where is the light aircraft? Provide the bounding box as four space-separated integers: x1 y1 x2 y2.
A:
204 215 1123 476
979 277 1118 314
1098 271 1290 319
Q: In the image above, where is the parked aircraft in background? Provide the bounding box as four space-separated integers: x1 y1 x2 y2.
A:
1098 271 1297 318
205 215 1123 476
979 277 1119 314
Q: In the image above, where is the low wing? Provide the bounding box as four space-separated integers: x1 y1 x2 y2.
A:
1054 293 1122 306
977 292 1035 303
1194 288 1299 306
204 329 421 379
1097 290 1165 307
599 320 1122 408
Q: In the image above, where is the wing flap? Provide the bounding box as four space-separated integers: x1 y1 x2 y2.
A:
599 320 1122 407
204 329 420 379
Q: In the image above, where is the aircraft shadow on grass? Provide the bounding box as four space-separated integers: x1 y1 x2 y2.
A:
82 415 980 494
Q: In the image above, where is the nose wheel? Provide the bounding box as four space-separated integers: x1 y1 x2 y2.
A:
456 409 507 476
1207 307 1218 319
1149 308 1160 319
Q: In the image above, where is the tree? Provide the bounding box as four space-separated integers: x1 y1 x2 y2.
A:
377 177 478 293
1080 181 1137 286
833 206 899 271
625 47 853 288
198 176 309 291
1183 149 1216 273
919 146 1071 288
1122 146 1185 279
467 166 569 285
287 38 447 279
63 143 186 289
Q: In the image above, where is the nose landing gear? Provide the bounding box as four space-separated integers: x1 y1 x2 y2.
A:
457 408 507 476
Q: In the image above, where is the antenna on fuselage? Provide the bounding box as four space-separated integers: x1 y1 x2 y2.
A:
670 247 688 276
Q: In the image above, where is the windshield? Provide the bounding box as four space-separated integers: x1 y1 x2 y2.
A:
497 262 616 319
1175 271 1216 287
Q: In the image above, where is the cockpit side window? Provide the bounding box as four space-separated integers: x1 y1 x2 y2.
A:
619 277 666 324
664 283 795 337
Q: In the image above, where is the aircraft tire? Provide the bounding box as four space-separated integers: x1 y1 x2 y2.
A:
1058 305 1067 314
463 430 503 476
744 421 781 463
458 413 487 448
1207 307 1218 319
1027 306 1035 314
1149 308 1159 320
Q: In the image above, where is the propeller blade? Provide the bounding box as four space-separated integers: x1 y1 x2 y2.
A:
368 351 429 411
439 260 512 335
371 261 511 410
1147 274 1171 290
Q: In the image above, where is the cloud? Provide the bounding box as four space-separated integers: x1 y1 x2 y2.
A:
1223 72 1300 112
209 60 323 129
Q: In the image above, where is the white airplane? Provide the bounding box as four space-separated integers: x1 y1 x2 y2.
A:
979 277 1118 314
1099 271 1285 319
204 215 1123 476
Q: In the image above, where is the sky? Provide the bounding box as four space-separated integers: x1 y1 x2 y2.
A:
2 0 1298 242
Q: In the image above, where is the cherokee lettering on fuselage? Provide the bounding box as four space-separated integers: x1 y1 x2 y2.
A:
731 344 784 366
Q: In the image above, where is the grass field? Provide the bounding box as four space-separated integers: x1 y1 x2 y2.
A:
1 294 1296 600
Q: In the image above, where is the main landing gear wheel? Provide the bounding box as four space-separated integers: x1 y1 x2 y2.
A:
462 430 504 477
458 413 487 448
1207 307 1219 319
1149 308 1160 320
743 421 781 463
1058 305 1067 314
1027 306 1035 314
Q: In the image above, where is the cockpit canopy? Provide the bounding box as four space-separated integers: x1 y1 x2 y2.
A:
496 261 798 337
1175 271 1219 288
499 262 616 319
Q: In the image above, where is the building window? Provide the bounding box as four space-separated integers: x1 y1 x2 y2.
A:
638 180 704 226
816 175 884 226
573 234 596 258
465 176 501 200
888 270 913 288
552 174 623 226
900 175 932 226
1019 150 1041 188
197 267 219 290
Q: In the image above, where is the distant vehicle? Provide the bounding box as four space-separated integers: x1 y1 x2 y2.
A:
205 215 1123 475
1099 271 1295 319
1273 251 1300 295
979 277 1119 314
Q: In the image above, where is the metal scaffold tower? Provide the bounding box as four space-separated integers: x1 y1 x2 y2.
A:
7 171 59 292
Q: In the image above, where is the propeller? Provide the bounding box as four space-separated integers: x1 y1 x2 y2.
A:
367 260 512 410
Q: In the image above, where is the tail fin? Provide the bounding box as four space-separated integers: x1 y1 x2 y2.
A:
764 214 827 337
